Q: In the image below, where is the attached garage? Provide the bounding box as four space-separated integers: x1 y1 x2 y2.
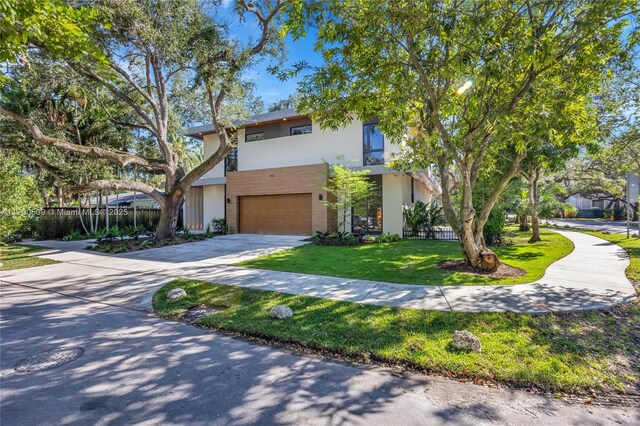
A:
238 193 312 235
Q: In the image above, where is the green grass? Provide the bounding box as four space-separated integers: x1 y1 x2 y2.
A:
237 228 574 286
0 244 59 270
154 276 639 395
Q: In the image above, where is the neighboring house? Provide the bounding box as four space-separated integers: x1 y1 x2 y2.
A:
88 192 160 209
566 195 611 211
184 108 440 235
566 173 639 217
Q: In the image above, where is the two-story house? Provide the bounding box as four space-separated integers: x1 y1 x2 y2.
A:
183 108 440 235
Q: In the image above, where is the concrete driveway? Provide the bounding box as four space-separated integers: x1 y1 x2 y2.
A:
2 275 638 425
1 234 307 311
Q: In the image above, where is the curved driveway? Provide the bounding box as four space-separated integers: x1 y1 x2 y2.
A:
1 229 636 314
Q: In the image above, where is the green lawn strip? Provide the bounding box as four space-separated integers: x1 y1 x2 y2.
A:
154 278 638 395
237 228 574 286
0 244 59 271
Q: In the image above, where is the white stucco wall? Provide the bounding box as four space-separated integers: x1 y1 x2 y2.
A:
413 184 431 204
235 119 400 171
382 173 405 235
201 134 226 179
202 185 225 227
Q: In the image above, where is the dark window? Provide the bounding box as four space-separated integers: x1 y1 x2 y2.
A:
411 179 415 203
352 175 382 234
225 148 238 173
363 123 384 166
245 132 264 142
290 124 312 135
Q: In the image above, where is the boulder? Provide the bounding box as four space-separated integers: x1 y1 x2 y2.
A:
270 305 293 319
167 288 187 301
452 330 482 353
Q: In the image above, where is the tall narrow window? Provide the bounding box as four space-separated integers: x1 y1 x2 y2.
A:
352 175 382 234
363 123 384 166
225 148 238 173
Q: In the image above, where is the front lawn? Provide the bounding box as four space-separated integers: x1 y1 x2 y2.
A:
153 277 639 396
0 244 59 271
237 228 574 286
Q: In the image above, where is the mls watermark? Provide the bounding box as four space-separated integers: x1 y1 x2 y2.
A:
0 208 129 218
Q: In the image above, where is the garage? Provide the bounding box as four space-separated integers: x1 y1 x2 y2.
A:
238 193 312 235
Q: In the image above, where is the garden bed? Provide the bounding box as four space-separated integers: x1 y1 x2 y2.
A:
86 233 219 254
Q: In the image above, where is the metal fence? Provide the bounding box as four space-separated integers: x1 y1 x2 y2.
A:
403 227 458 240
34 207 180 239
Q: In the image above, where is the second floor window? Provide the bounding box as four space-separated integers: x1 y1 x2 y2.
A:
363 123 384 166
290 124 312 135
245 132 264 142
225 148 238 173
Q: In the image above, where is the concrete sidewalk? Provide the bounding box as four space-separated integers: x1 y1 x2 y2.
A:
3 230 635 314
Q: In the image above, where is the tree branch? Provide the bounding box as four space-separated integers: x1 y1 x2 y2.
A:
1 107 168 172
71 179 165 207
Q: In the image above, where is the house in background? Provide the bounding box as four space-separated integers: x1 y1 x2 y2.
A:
88 191 160 209
566 173 639 219
184 109 440 235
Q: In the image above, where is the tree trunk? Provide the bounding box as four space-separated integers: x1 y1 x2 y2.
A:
459 221 501 272
56 186 64 207
155 192 183 241
518 213 530 231
528 168 541 243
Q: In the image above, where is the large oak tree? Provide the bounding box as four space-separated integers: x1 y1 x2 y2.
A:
283 0 638 270
1 0 288 240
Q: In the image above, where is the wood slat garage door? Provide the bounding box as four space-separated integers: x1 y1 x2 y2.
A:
239 193 312 235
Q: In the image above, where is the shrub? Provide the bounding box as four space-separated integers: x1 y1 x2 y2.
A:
403 201 446 237
562 203 577 218
97 226 123 243
312 231 361 246
139 239 157 250
64 230 84 241
124 225 146 240
211 218 229 234
375 233 400 243
483 207 506 246
112 242 131 253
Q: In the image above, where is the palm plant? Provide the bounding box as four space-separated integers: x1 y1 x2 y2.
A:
403 201 446 238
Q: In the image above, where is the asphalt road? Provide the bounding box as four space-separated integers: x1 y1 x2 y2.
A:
1 279 638 425
549 219 640 236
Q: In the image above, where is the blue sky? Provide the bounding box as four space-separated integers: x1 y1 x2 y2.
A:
218 2 322 110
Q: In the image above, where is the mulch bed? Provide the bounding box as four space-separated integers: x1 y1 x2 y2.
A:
87 234 218 254
436 259 526 279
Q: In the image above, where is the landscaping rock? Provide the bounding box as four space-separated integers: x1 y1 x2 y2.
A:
270 305 293 319
452 330 482 353
167 288 187 301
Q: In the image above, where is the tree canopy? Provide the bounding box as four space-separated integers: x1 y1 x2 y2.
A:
1 0 289 239
282 0 638 270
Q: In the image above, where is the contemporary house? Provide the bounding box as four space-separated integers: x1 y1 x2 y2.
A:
184 109 440 236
